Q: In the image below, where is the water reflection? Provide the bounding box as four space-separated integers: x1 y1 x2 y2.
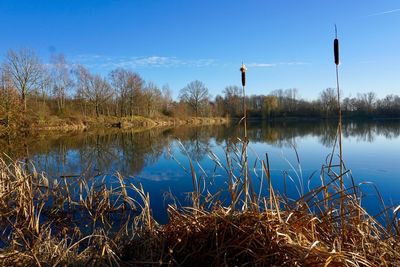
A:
0 119 399 178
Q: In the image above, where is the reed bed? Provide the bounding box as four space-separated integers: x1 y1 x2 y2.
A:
0 145 399 266
0 157 150 266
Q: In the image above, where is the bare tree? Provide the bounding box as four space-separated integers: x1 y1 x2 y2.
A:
109 68 144 117
179 80 210 117
357 92 377 114
143 82 162 117
3 49 43 111
264 95 279 119
75 65 113 117
110 68 130 117
51 54 73 112
223 85 241 116
285 88 298 112
0 67 20 126
38 66 52 107
161 84 173 115
126 72 144 116
319 88 338 117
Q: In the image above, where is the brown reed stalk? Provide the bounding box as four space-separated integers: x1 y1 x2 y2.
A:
240 63 250 210
1 152 400 265
334 25 346 236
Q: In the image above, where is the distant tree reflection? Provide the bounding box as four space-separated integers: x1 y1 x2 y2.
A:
0 119 399 179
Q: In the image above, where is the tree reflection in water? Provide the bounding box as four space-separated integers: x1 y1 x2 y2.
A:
0 119 399 179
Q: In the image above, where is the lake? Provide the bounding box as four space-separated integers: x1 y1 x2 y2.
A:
1 119 399 223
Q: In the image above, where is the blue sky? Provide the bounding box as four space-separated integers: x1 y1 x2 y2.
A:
0 0 399 99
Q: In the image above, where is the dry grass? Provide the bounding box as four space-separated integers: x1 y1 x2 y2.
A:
0 158 148 266
0 143 399 266
124 206 399 266
120 140 400 266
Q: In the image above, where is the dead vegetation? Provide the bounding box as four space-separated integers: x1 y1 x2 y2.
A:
0 139 399 267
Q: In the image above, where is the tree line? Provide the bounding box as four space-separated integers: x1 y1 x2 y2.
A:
230 88 400 119
1 48 399 128
0 49 216 127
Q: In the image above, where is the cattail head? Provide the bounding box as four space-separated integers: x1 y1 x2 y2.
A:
334 25 339 65
334 38 339 65
240 63 247 86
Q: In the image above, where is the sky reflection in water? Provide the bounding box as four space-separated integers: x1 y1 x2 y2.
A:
1 120 399 223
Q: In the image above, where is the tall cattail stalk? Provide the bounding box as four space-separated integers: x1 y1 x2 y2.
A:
240 63 249 209
334 26 343 187
334 25 345 234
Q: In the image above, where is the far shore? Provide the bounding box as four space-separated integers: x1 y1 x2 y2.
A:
0 115 230 136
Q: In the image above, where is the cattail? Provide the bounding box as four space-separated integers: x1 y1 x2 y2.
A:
334 25 339 65
333 25 345 236
240 63 247 87
334 39 339 65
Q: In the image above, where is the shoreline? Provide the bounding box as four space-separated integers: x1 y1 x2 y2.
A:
0 116 230 136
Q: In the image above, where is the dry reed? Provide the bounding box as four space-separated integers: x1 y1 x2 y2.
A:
0 135 399 266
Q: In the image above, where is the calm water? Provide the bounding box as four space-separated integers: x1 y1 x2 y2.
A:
1 119 400 223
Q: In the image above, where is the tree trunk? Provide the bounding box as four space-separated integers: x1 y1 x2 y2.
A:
22 90 27 112
95 104 99 117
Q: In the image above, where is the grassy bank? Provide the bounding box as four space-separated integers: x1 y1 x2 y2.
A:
0 114 229 136
0 144 399 266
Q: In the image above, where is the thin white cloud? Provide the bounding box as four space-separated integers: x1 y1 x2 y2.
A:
248 62 307 68
368 8 400 17
248 63 277 68
284 62 308 66
70 54 215 69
